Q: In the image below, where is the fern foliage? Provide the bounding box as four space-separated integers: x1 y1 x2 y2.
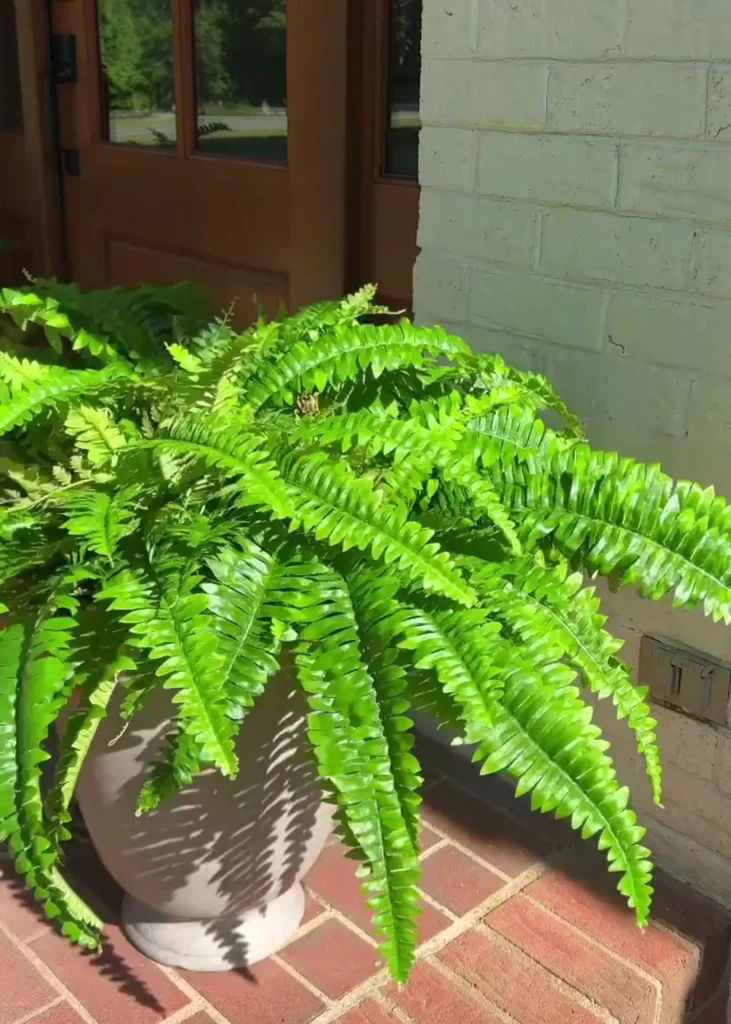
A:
1 278 729 977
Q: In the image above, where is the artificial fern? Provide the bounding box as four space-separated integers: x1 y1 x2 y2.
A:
1 278 730 977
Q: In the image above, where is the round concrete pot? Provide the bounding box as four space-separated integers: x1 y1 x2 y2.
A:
73 669 333 971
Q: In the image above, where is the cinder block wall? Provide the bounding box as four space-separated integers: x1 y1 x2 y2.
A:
415 0 731 901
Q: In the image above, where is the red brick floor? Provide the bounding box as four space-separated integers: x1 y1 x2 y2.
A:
1 768 729 1024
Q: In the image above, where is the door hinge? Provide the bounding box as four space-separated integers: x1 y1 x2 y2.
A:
61 148 80 176
51 33 77 85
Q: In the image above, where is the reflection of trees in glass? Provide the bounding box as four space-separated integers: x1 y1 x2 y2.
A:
390 0 422 110
195 0 287 113
99 0 175 112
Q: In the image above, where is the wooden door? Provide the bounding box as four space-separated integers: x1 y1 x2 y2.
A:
48 0 419 321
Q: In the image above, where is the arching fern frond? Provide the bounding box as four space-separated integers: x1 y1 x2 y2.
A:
295 564 420 982
99 561 238 777
468 556 662 805
62 485 140 561
502 451 731 624
65 405 128 466
0 364 130 437
242 320 469 410
476 662 654 925
279 452 475 606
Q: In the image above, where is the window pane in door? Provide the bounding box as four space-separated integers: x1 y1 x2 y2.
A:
0 0 23 132
97 0 176 148
194 0 287 164
385 0 422 178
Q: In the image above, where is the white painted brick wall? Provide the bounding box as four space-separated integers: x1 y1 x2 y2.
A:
417 0 731 903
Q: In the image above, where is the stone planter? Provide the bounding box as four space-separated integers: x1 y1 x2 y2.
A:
73 669 333 971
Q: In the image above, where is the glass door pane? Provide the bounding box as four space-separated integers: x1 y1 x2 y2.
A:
194 0 287 164
97 0 176 147
385 0 422 178
0 0 23 132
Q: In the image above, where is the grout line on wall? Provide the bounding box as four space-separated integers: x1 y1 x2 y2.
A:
611 144 622 208
469 0 479 53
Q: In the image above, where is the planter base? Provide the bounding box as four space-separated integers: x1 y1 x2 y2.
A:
121 883 306 971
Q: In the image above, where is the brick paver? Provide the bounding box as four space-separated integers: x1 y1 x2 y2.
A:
0 770 728 1024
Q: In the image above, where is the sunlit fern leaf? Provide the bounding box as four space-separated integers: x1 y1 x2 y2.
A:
295 564 420 982
278 451 476 606
347 565 423 851
242 320 470 410
0 623 24 842
462 404 566 471
65 405 127 466
468 555 662 805
475 661 654 925
438 453 522 554
0 350 54 391
143 415 295 520
501 449 731 624
203 539 287 720
0 364 130 437
46 605 136 846
62 485 140 561
3 592 103 948
137 726 201 814
98 562 238 777
389 602 507 749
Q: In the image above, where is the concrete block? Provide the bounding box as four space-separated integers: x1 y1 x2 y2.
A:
542 208 693 290
422 59 548 130
418 192 540 268
476 0 622 58
692 228 731 297
707 66 731 140
413 250 470 323
620 143 731 225
548 62 705 138
654 705 719 781
625 0 731 59
420 126 477 193
477 132 618 207
607 290 731 374
423 1 474 58
469 267 606 349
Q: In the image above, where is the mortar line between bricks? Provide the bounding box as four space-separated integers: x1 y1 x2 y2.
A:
417 836 449 861
371 989 421 1024
415 887 459 922
271 952 336 1006
471 923 621 1024
420 122 731 149
288 898 333 942
305 863 550 1024
0 922 98 1024
411 814 518 882
8 996 64 1024
153 964 234 1024
520 892 665 1000
424 955 524 1024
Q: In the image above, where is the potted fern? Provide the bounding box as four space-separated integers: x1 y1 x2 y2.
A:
1 280 729 980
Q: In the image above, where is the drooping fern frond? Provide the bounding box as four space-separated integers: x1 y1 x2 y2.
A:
468 555 662 805
62 486 140 561
501 450 731 624
295 563 420 982
99 560 239 778
64 405 128 466
476 663 654 925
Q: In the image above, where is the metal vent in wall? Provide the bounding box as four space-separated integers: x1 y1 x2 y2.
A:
640 634 731 726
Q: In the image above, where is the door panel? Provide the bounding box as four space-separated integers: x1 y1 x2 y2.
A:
50 0 418 319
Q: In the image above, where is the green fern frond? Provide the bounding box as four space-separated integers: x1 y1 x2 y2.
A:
0 364 130 437
203 539 287 719
476 661 654 925
62 486 140 560
242 320 470 409
99 563 238 777
46 606 135 845
65 405 128 466
0 623 24 842
295 564 420 981
137 726 201 813
279 452 476 606
468 556 662 805
503 450 731 624
145 415 295 520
